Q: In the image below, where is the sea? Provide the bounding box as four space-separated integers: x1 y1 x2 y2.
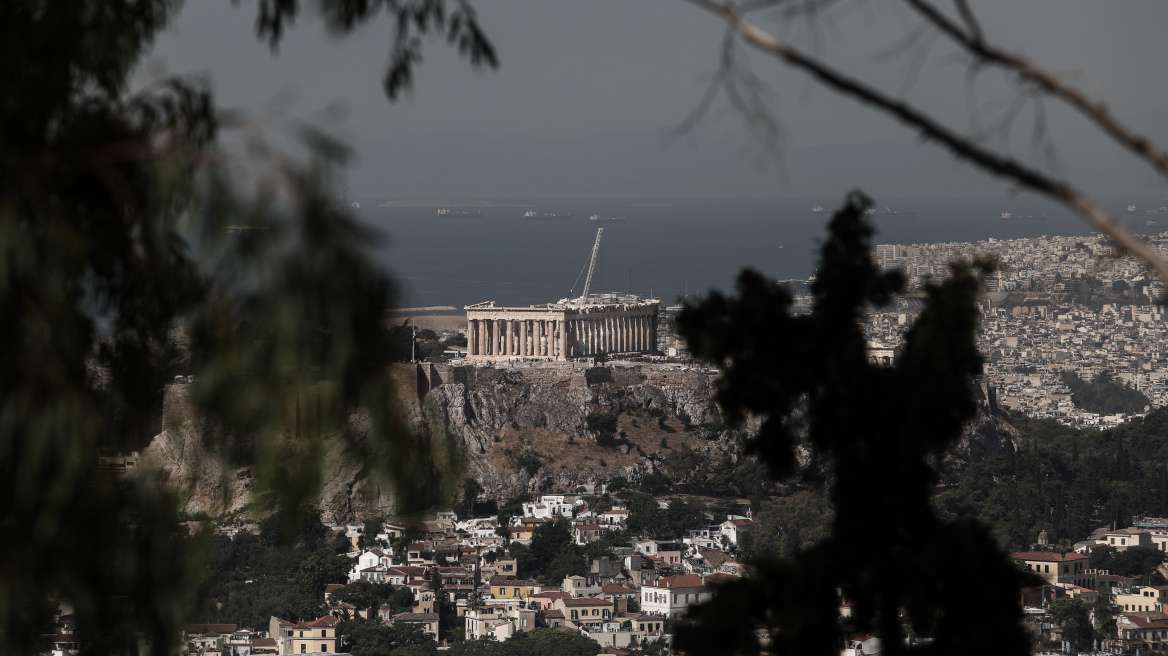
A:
356 196 1164 311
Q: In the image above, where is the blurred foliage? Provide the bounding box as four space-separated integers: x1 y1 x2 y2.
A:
194 508 353 630
0 0 493 653
673 193 1031 656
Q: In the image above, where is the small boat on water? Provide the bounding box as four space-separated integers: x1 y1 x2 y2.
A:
437 208 482 217
869 206 918 217
812 204 826 214
524 210 572 220
589 214 626 222
1000 212 1045 222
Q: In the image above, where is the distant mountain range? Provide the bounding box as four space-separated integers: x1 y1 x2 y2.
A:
348 124 1168 201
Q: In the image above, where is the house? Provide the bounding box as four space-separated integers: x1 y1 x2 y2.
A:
1117 586 1168 613
386 566 429 586
1010 551 1097 589
553 597 614 624
625 613 666 636
268 615 340 654
488 557 518 579
250 638 278 655
526 591 572 611
640 575 712 618
322 584 346 603
841 635 882 656
1101 528 1155 551
1115 613 1168 653
438 566 476 593
389 613 440 642
601 509 629 526
186 624 236 654
542 609 566 628
349 550 384 582
581 621 641 649
465 606 537 640
600 584 638 614
574 524 606 545
359 566 388 583
465 606 514 641
46 631 79 656
511 518 550 542
489 578 543 600
719 519 756 546
522 495 575 519
406 543 433 566
588 557 628 587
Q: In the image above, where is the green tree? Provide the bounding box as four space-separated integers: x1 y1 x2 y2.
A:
296 553 354 597
674 196 1031 656
1048 598 1094 652
739 491 833 560
340 618 432 656
359 517 385 549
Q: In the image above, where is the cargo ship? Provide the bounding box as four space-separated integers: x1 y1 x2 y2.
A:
589 214 626 222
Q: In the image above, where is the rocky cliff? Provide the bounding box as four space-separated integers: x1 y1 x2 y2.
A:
137 362 1015 523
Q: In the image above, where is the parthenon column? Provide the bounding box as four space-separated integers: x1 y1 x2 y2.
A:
622 316 630 351
518 320 526 356
636 316 643 351
538 320 545 356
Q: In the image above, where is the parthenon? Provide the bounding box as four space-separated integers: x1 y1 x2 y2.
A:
465 297 659 360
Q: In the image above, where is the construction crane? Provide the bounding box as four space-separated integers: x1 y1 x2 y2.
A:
577 228 604 306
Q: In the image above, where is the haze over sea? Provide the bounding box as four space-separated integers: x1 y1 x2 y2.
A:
362 195 1162 311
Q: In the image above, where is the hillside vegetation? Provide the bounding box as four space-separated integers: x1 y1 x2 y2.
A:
1061 371 1150 415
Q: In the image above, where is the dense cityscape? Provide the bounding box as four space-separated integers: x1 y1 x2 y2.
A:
866 232 1168 428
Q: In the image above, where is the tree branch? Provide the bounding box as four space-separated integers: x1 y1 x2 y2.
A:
902 0 1168 184
686 0 1168 295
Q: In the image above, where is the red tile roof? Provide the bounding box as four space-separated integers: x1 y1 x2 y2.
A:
651 575 706 589
560 598 614 607
1010 551 1088 562
601 584 637 594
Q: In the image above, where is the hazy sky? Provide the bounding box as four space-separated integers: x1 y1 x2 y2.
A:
139 1 1168 198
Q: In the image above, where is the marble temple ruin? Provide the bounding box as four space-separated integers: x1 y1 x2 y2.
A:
465 297 659 360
